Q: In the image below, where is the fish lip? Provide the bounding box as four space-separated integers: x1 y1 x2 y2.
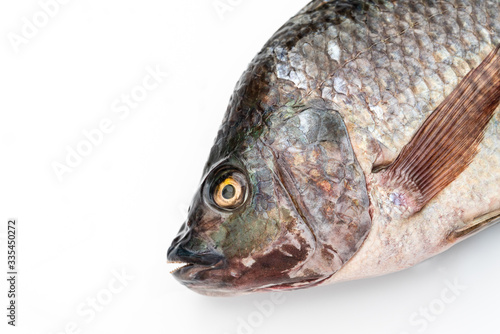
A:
167 243 226 282
170 259 225 280
167 243 225 266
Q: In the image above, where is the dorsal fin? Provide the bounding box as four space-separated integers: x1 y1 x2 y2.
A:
381 45 500 215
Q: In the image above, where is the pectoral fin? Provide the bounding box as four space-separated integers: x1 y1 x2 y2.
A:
446 211 500 243
380 45 500 215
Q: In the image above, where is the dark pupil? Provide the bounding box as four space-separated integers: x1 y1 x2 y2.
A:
222 184 235 199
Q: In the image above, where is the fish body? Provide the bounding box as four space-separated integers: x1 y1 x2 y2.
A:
168 0 500 296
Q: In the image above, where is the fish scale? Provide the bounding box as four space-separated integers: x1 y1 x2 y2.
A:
283 1 499 181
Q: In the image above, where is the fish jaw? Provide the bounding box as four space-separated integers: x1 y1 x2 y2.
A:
167 259 326 297
167 261 234 296
166 240 235 296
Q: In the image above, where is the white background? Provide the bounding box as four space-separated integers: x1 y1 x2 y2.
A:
1 1 499 334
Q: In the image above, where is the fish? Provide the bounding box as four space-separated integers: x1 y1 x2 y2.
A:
167 0 500 296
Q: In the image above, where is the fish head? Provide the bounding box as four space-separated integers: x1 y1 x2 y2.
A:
167 109 372 296
167 60 371 296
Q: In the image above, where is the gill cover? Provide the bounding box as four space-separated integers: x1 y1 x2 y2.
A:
259 104 372 279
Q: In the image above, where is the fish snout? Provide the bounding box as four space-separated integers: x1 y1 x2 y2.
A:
167 225 224 267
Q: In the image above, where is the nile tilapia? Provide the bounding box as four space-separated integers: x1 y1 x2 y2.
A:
167 0 500 296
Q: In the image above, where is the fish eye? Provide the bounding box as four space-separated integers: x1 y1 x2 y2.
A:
209 169 248 210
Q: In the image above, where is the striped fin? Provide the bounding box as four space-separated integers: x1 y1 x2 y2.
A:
380 45 500 215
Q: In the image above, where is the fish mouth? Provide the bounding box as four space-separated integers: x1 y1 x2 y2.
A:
167 244 225 281
167 261 194 274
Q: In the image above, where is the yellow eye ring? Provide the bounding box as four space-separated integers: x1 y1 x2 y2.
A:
210 170 248 210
